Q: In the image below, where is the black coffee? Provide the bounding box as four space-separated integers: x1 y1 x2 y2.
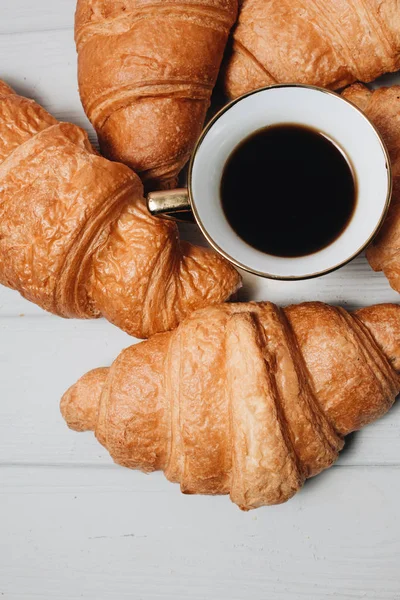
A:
220 124 357 258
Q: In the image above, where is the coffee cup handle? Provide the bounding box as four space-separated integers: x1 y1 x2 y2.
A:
147 189 194 222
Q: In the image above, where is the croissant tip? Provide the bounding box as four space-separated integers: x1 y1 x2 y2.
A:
60 367 108 432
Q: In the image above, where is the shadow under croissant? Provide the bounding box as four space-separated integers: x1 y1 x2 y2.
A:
303 395 400 497
301 433 359 495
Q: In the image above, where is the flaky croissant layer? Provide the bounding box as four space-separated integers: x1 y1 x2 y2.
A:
62 301 400 510
224 0 400 98
76 0 238 189
0 82 241 338
342 84 400 294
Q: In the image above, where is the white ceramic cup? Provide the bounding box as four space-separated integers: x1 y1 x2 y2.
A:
148 84 392 280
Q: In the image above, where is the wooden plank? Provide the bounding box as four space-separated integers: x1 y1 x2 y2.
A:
1 2 400 596
0 316 399 468
0 29 97 146
0 317 133 466
237 252 400 309
1 464 400 599
0 0 74 34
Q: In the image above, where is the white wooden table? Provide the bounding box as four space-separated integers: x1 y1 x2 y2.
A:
1 2 400 598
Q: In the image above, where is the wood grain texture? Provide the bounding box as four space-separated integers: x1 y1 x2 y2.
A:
0 28 97 146
0 0 74 33
1 0 400 597
2 465 400 599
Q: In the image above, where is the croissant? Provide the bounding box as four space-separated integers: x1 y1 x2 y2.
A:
224 0 400 99
341 83 400 294
0 82 240 338
61 300 400 510
75 0 238 189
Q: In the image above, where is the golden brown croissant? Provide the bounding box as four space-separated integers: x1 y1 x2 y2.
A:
224 0 400 99
75 0 238 189
61 301 400 510
341 83 400 294
0 82 240 338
